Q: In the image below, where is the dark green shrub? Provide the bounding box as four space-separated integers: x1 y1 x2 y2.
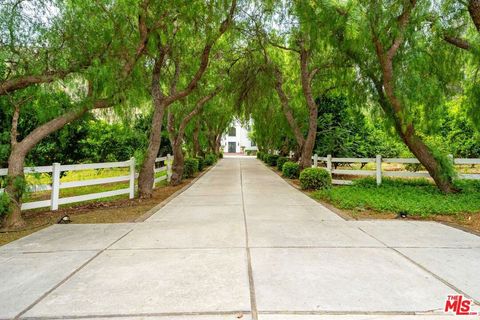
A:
183 158 199 178
266 154 279 166
218 152 223 158
257 151 263 159
299 167 332 190
277 156 288 171
204 153 217 166
0 192 10 219
282 161 300 179
196 156 205 171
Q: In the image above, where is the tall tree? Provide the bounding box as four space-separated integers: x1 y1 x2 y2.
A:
137 0 237 198
323 0 463 193
0 0 153 228
167 85 222 185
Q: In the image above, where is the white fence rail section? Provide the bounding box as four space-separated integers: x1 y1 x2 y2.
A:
0 155 173 211
311 154 480 185
154 155 173 186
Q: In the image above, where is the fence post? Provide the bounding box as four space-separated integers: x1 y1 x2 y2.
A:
376 154 382 186
326 154 332 173
51 163 61 211
313 154 318 167
129 157 135 199
167 154 172 182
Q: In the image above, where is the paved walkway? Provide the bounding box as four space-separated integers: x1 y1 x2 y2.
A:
1 157 479 319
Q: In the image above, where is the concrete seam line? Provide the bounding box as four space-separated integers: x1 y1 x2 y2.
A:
14 228 134 319
134 161 218 222
357 227 480 306
239 159 259 320
18 310 252 319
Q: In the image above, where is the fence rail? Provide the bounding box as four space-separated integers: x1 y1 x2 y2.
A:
311 154 480 185
0 155 173 211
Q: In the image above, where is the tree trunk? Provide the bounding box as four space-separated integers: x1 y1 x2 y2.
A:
215 134 222 155
400 122 457 193
193 119 201 157
170 141 184 186
2 148 27 229
298 47 318 170
469 0 480 31
138 102 166 198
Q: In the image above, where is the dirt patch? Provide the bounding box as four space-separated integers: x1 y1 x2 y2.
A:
0 179 191 246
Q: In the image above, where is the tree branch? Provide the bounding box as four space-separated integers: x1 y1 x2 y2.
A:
165 0 236 105
444 35 471 51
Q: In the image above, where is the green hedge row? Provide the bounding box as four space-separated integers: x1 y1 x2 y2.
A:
258 152 331 190
183 153 220 178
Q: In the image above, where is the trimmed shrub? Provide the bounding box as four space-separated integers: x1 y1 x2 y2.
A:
0 192 10 219
266 154 279 166
282 161 300 179
183 158 199 178
196 156 205 171
299 167 332 190
218 152 223 159
257 151 263 159
277 156 288 171
204 153 217 166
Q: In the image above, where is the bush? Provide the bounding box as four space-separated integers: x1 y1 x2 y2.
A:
204 153 217 166
277 156 288 171
196 156 205 171
282 161 300 179
266 154 279 166
299 167 332 190
218 152 223 159
0 192 10 219
183 158 199 178
257 151 263 159
262 153 269 162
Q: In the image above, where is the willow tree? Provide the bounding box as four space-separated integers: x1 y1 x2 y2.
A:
167 85 222 185
439 0 480 127
0 0 153 229
318 0 464 193
231 2 345 168
137 0 237 198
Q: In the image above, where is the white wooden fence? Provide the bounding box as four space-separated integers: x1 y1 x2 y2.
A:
0 155 173 211
311 154 480 185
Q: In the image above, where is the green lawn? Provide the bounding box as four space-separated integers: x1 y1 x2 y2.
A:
312 178 480 217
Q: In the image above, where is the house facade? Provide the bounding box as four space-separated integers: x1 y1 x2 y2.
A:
221 119 257 154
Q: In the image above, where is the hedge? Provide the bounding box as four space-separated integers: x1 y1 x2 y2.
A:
282 161 300 179
299 167 332 190
277 156 289 171
183 158 199 178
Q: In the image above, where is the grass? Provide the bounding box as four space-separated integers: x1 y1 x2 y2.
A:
312 177 480 217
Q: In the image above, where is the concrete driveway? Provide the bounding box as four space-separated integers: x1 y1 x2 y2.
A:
1 157 479 319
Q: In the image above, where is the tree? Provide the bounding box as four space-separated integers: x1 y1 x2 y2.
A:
0 0 152 228
167 86 222 185
322 0 464 193
137 0 237 198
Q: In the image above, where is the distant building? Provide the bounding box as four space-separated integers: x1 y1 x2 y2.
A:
221 119 257 154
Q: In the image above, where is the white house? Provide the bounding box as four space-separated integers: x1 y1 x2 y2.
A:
221 119 257 154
